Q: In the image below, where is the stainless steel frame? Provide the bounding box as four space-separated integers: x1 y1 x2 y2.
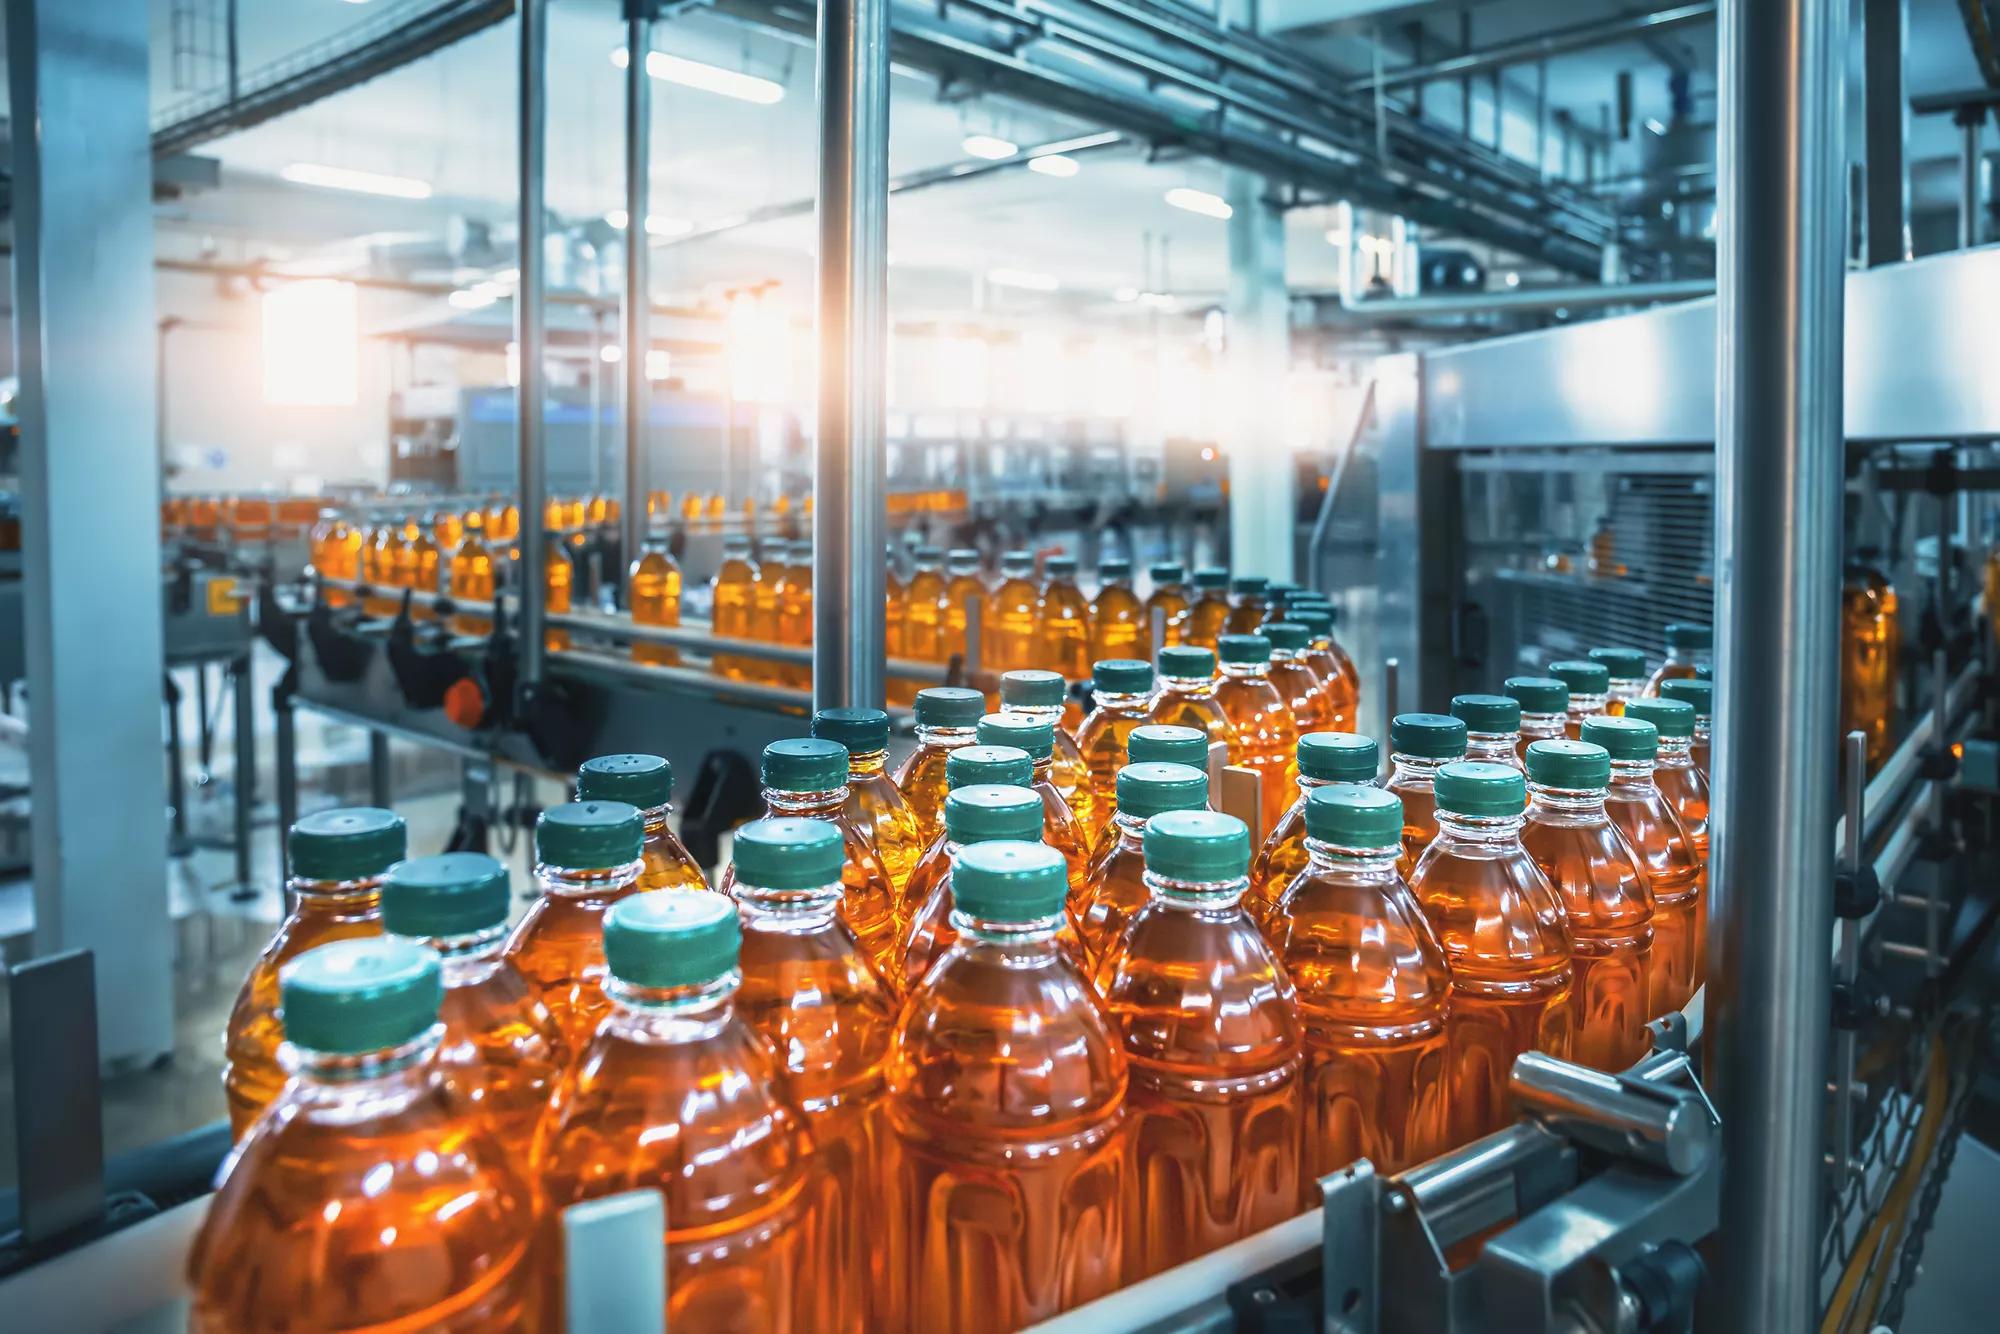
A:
515 0 549 689
620 6 652 570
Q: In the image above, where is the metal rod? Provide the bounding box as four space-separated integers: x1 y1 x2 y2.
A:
515 0 549 688
1963 115 1983 250
1351 3 1716 94
620 10 651 576
811 0 891 711
274 689 297 884
368 731 392 808
1318 277 1712 320
1707 0 1847 1328
1835 730 1866 1187
230 655 254 891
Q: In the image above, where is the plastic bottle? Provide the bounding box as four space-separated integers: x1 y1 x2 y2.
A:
1518 741 1655 1071
1588 646 1648 716
449 513 495 637
1384 713 1469 880
627 534 683 667
540 894 815 1331
710 534 759 680
977 711 1093 905
1074 658 1158 842
575 753 709 892
543 537 574 652
1145 561 1191 647
1504 675 1570 765
323 513 362 607
1264 621 1332 741
504 799 646 1050
885 548 909 702
1548 659 1611 738
433 508 464 553
891 685 987 847
1289 603 1358 729
1184 566 1232 649
399 515 439 622
1127 722 1212 770
1224 575 1270 634
223 808 405 1138
1840 561 1899 770
745 539 787 684
1452 693 1524 770
990 549 1043 672
898 744 1034 926
190 939 535 1331
360 519 399 616
1094 810 1301 1277
1245 731 1380 929
1586 715 1704 1013
380 852 567 1147
1000 668 1092 830
1646 623 1710 695
942 547 988 663
1263 785 1450 1176
1626 698 1708 898
1077 761 1210 962
813 707 924 899
1090 556 1147 663
1407 762 1574 1145
903 544 948 663
1660 678 1713 779
778 540 815 687
1039 554 1092 681
1215 633 1301 838
883 841 1126 1331
730 818 895 1332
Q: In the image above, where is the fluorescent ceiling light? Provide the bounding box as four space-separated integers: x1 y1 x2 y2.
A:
447 286 499 310
1165 186 1232 220
1027 154 1079 178
987 267 1059 292
604 209 693 237
961 134 1018 160
280 162 432 199
612 48 784 104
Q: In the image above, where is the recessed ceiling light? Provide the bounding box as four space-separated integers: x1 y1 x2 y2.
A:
987 267 1060 292
611 48 784 105
1027 154 1079 178
1164 187 1232 220
961 134 1019 160
280 163 432 199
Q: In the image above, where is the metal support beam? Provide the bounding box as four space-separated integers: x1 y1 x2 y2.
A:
811 0 891 711
1708 0 1847 1329
7 0 175 1064
1960 109 1986 249
620 10 652 577
516 0 549 687
1864 0 1911 265
1349 3 1716 94
1225 173 1294 582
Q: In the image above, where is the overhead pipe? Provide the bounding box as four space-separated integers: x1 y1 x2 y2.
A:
1312 278 1713 321
1349 3 1717 94
515 0 549 688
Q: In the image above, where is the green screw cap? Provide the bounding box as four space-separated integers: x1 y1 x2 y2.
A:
1504 676 1570 715
537 800 644 870
950 841 1069 921
1549 659 1611 695
1524 739 1611 790
947 547 980 567
1433 761 1529 818
1149 561 1185 584
1452 694 1522 735
1299 731 1380 782
1000 669 1067 709
1144 808 1251 883
1660 679 1713 717
811 707 890 755
1589 646 1649 680
731 817 844 891
1304 784 1403 848
1665 623 1712 652
1046 555 1078 577
1695 664 1712 681
603 892 741 990
289 807 407 883
1391 713 1468 760
1192 566 1230 590
381 852 510 938
1263 621 1308 651
976 712 1053 763
762 737 849 792
946 744 1034 790
1581 715 1658 761
913 544 944 563
914 686 985 728
280 937 442 1055
1266 581 1302 605
1116 762 1209 819
1219 633 1271 666
1000 549 1033 573
1093 658 1155 694
1624 697 1695 739
1158 645 1216 678
1292 604 1333 635
1230 575 1269 596
576 754 673 809
1099 557 1133 580
944 784 1045 843
1128 724 1209 769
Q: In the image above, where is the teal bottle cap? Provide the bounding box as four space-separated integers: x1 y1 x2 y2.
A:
811 707 890 755
537 800 644 869
576 753 673 809
1292 604 1333 634
1158 645 1216 677
289 807 407 882
947 547 980 566
943 784 1044 843
946 744 1034 790
1218 633 1271 666
1045 555 1078 577
1192 566 1230 590
1660 679 1713 716
1665 622 1712 651
1263 621 1308 651
950 840 1068 921
1695 664 1712 681
1298 731 1379 782
1391 713 1468 760
731 817 844 891
1432 761 1529 818
1624 697 1695 739
1148 561 1184 583
1115 762 1209 819
1504 676 1570 715
762 737 849 791
1099 557 1133 580
1267 581 1302 603
1550 659 1612 694
1304 784 1403 848
1000 669 1067 709
976 712 1053 763
1581 715 1659 761
1128 724 1209 769
914 686 985 727
280 937 442 1055
1093 658 1155 694
1589 646 1649 679
1229 575 1269 596
1524 739 1611 790
1144 808 1251 883
1451 693 1521 734
603 892 741 990
381 852 510 938
1001 548 1033 570
913 543 944 562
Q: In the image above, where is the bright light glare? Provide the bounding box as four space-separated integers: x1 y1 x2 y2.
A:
986 267 1060 292
262 281 359 407
645 349 672 381
1027 154 1079 178
1504 271 1521 288
600 344 623 364
612 48 784 104
447 285 500 310
280 163 432 199
1113 287 1139 303
1165 186 1233 220
961 134 1019 160
604 210 693 237
726 296 793 405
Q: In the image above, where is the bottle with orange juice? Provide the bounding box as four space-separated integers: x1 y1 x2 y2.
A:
1245 731 1379 928
942 547 988 663
1289 602 1360 729
627 533 683 667
1589 646 1648 715
1038 554 1091 681
1384 713 1468 879
989 550 1043 671
1263 622 1331 738
1144 561 1191 647
1076 761 1208 961
976 711 1092 904
542 536 573 652
813 707 923 899
1585 715 1704 1012
1626 697 1709 895
1647 623 1709 695
778 540 815 687
1224 575 1269 634
892 686 986 846
1504 676 1570 763
1660 678 1713 779
503 800 646 1049
999 669 1090 826
1183 566 1232 649
1214 633 1300 838
1452 693 1524 770
710 534 759 680
448 513 495 637
1549 659 1611 737
1089 557 1147 663
575 754 709 892
1150 644 1231 752
1074 658 1157 842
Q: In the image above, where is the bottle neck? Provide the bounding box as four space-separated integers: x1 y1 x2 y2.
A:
1390 752 1453 783
1092 689 1153 713
1520 711 1566 739
765 784 850 816
1608 757 1660 795
639 802 675 832
1111 810 1150 840
1162 673 1215 696
535 861 645 899
915 724 977 750
1608 677 1642 699
1654 736 1695 768
1466 730 1519 760
846 748 890 778
950 910 1069 955
1566 692 1608 716
1219 661 1270 682
288 1027 443 1090
736 878 843 924
1691 719 1711 745
1303 839 1402 877
286 874 385 911
1141 868 1249 910
1008 703 1065 730
412 923 510 976
1293 772 1335 794
1526 783 1610 822
604 973 741 1042
1434 810 1527 844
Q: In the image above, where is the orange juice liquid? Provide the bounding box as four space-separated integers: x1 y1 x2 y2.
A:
1144 568 1190 648
502 862 645 1051
1151 670 1232 752
711 541 759 680
363 522 401 616
990 559 1043 671
891 718 979 848
1075 688 1154 843
1215 660 1298 838
723 786 903 989
636 807 709 892
901 551 949 695
543 539 572 652
1605 759 1704 1012
1039 564 1092 681
843 746 923 897
1269 652 1332 741
1184 583 1231 650
777 544 814 688
1090 569 1147 663
629 543 684 667
449 521 495 637
431 939 569 1149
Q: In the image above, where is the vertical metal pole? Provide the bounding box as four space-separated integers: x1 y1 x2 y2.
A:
811 0 891 711
516 0 549 686
621 7 652 578
274 691 297 885
1834 729 1865 1187
1535 60 1549 180
1960 111 1984 250
230 655 254 892
1709 0 1847 1329
368 731 392 809
1862 0 1909 266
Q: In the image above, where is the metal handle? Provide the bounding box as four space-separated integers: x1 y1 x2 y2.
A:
1510 1051 1716 1176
